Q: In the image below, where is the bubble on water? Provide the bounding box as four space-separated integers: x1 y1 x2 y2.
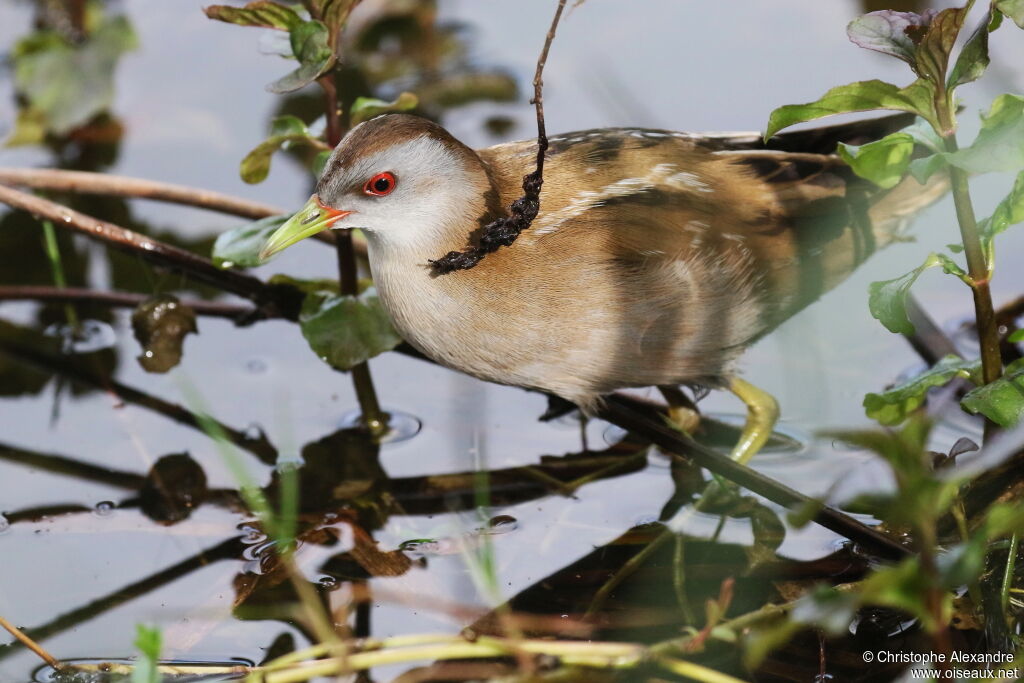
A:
0 514 10 535
245 358 267 374
317 575 339 590
399 538 445 556
338 408 422 444
44 319 117 354
483 515 518 534
93 501 115 517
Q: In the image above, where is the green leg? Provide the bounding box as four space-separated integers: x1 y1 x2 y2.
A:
658 385 701 434
727 377 780 465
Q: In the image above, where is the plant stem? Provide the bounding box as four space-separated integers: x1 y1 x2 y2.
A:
948 162 1002 386
935 94 1001 437
1001 533 1019 614
40 220 79 328
319 75 388 438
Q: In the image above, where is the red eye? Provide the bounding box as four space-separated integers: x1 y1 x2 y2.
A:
363 172 397 196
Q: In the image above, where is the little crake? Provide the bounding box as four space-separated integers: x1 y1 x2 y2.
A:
261 114 945 462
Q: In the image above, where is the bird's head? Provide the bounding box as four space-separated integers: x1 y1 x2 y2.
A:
259 114 496 261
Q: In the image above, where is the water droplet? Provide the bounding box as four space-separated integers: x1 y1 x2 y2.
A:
0 514 10 535
317 575 339 590
61 215 71 223
94 501 115 517
245 358 267 374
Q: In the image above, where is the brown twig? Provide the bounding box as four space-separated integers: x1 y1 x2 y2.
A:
0 615 62 670
429 0 567 274
0 167 284 219
0 184 304 321
0 286 255 319
597 394 910 560
0 168 343 248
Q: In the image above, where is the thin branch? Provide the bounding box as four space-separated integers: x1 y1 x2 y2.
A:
0 615 62 670
0 168 345 248
0 286 255 319
0 167 284 219
0 184 303 321
596 394 910 560
429 0 567 274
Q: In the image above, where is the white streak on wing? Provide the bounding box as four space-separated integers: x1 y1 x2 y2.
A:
534 163 720 236
666 171 713 192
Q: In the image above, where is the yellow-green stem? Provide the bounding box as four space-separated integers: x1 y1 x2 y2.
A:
936 92 1001 439
40 220 79 329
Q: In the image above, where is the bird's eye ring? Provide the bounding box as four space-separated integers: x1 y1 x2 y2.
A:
363 172 397 197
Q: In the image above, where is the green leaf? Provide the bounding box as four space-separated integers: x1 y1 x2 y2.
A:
765 79 937 140
908 153 947 183
1009 328 1024 343
864 355 981 426
941 502 1024 587
203 1 302 30
935 253 969 282
961 366 1024 427
943 94 1024 174
847 11 934 65
299 288 403 371
948 6 1000 89
861 558 949 632
868 253 941 335
131 624 162 683
268 274 341 295
239 115 327 184
313 150 332 178
979 170 1024 248
349 92 420 125
268 20 335 94
996 0 1024 28
12 16 137 135
4 108 47 147
790 585 860 634
312 0 359 39
837 132 915 189
913 5 970 87
213 215 289 268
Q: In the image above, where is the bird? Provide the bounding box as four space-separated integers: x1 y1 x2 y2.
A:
259 113 947 463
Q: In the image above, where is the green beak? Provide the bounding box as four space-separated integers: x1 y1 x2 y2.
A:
259 194 352 262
